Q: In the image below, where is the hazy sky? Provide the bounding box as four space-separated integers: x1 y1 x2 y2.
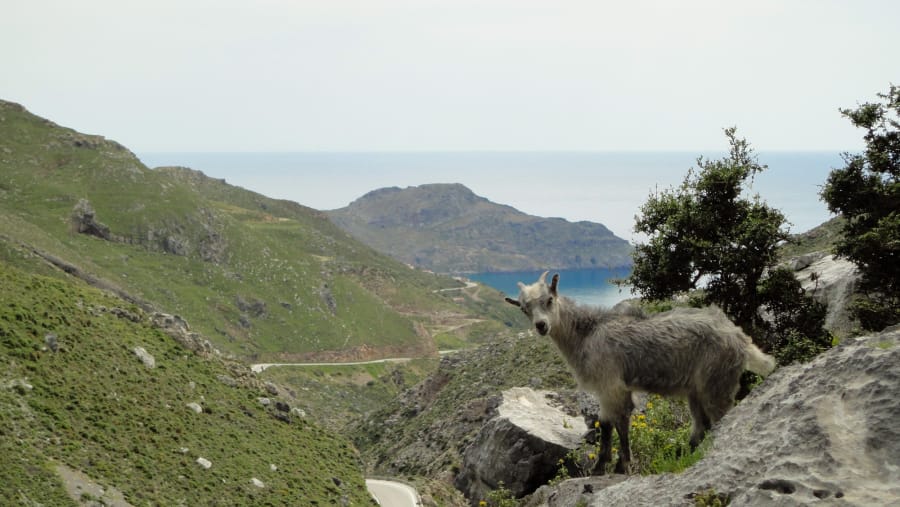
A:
3 0 898 152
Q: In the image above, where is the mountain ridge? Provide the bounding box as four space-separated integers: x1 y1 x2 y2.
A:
328 182 633 273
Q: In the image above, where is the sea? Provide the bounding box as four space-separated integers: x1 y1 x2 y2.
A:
468 267 634 307
137 151 844 307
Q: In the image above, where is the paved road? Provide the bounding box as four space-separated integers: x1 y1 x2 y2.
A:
366 479 420 506
433 280 478 292
250 350 461 373
250 357 415 373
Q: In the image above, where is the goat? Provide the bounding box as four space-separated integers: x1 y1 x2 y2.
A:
505 271 775 473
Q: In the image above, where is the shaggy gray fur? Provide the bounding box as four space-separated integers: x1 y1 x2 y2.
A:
506 271 775 474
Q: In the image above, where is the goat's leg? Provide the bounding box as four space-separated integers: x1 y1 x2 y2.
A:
613 412 632 474
594 421 614 475
688 393 712 450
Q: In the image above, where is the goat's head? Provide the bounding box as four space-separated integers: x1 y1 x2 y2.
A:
504 271 560 336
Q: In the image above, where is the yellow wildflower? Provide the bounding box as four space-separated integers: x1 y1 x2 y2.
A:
594 420 600 428
646 402 654 409
588 453 596 460
479 501 487 507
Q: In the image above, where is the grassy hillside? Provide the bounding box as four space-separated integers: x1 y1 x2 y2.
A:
0 262 373 505
779 216 844 259
0 100 522 361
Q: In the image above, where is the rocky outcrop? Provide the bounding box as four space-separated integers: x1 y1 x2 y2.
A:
455 387 587 504
149 312 216 356
791 252 860 335
71 198 111 240
524 328 900 507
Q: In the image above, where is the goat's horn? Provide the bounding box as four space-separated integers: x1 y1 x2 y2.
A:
550 273 560 294
517 282 526 290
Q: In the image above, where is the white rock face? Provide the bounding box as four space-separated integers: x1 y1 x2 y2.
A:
455 387 587 501
794 254 860 335
525 329 900 507
132 346 155 369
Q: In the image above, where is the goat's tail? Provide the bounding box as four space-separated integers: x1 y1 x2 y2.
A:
745 343 776 377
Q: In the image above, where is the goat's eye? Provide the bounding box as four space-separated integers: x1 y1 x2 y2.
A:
547 297 554 306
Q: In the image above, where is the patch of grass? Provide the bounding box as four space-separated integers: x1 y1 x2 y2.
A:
627 395 705 475
692 488 731 506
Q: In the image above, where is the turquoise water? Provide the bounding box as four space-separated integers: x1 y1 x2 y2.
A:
469 267 633 308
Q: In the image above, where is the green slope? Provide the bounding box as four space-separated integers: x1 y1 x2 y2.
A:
0 262 372 505
0 100 521 361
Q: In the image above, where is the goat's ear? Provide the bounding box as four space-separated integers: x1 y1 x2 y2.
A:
504 296 521 307
550 273 560 296
517 282 526 291
538 271 549 284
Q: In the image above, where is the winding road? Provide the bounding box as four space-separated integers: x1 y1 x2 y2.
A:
366 479 421 506
250 357 414 373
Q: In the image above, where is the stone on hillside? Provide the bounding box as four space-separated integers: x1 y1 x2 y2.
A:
196 457 212 470
71 198 111 240
150 312 216 355
162 235 189 256
455 387 587 503
320 284 338 315
236 295 267 317
186 402 202 414
216 374 237 387
526 329 900 507
251 478 265 488
793 253 860 335
132 346 155 369
10 378 34 395
45 332 58 352
110 306 141 323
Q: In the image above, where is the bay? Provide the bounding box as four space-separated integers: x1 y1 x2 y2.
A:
468 267 633 308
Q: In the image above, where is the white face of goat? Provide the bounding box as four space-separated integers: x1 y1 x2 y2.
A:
504 271 560 336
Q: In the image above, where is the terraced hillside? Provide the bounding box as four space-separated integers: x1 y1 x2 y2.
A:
0 100 521 361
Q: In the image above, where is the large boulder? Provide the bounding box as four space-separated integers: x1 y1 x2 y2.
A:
525 328 900 507
791 253 860 335
455 387 586 504
71 198 111 240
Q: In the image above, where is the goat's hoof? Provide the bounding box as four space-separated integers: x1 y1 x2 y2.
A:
613 461 630 474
